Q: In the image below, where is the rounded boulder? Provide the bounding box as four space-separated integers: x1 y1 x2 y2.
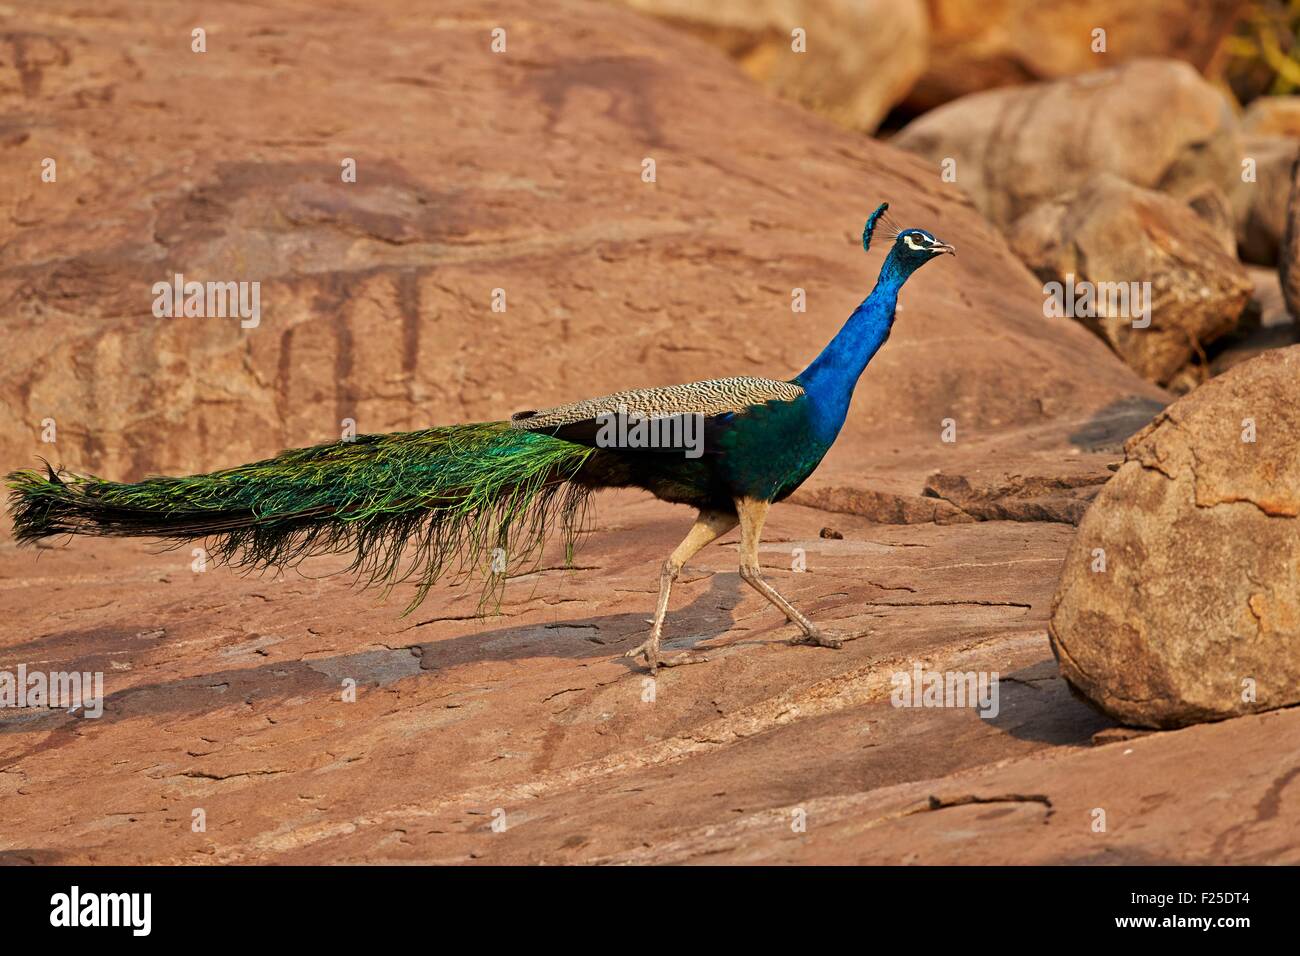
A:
1049 347 1300 728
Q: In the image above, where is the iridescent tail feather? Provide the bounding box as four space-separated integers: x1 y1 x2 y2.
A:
6 423 595 612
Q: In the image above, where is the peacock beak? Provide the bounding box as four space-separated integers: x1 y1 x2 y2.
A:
929 240 956 256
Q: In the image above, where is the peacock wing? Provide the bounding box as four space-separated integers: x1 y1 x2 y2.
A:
509 376 805 454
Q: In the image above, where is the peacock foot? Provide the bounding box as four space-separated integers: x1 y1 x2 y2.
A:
623 634 709 673
790 628 845 650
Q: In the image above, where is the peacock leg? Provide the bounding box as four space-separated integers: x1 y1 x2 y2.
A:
625 508 739 672
735 497 843 649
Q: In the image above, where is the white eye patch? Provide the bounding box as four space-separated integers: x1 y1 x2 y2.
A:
903 234 928 251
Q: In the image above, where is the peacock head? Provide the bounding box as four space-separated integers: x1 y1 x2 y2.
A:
890 227 956 262
861 202 955 275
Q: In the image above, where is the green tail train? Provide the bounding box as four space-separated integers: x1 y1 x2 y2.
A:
6 423 596 611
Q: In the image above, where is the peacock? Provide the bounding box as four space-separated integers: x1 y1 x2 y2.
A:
7 203 953 671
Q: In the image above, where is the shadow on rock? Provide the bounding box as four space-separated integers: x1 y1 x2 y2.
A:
982 659 1117 745
0 573 750 734
1067 395 1166 451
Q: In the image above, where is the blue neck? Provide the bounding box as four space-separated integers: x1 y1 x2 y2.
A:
796 252 914 437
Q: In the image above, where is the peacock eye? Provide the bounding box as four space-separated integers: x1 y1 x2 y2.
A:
902 234 926 251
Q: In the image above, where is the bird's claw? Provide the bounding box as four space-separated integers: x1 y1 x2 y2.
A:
624 636 709 673
791 629 845 650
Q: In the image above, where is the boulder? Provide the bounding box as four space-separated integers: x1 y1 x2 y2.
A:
1230 135 1300 265
1050 347 1300 729
894 59 1242 230
1008 174 1252 385
1198 267 1300 384
906 0 1247 111
1236 97 1300 266
1182 181 1239 255
1241 95 1300 138
1284 153 1300 320
613 0 929 132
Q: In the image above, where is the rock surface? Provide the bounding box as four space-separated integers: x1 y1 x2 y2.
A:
597 704 1300 863
611 0 929 133
895 59 1242 231
1050 348 1300 729
7 490 1297 864
1009 174 1252 385
906 0 1247 112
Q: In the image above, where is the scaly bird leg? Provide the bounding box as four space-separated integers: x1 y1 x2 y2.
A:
736 497 843 649
625 508 739 672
